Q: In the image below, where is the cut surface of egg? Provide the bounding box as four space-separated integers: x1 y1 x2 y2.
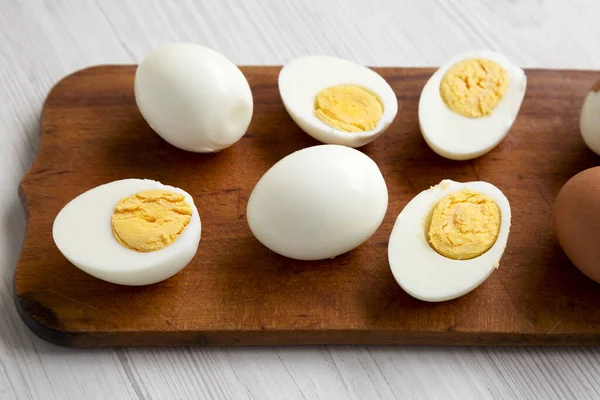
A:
388 179 511 302
247 144 388 260
53 179 201 286
278 56 398 148
135 43 253 153
419 50 527 160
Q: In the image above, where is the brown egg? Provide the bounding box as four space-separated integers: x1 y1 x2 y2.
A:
553 166 600 283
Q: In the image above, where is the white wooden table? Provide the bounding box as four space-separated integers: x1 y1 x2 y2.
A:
2 1 600 399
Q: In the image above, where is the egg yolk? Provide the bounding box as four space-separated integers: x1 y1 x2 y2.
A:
314 85 383 132
439 58 509 118
427 189 501 260
112 190 192 252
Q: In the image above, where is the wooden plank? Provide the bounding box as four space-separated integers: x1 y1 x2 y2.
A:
14 65 600 347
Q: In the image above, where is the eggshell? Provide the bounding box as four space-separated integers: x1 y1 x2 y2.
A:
553 166 600 284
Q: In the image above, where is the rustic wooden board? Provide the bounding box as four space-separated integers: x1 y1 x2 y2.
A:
14 65 600 347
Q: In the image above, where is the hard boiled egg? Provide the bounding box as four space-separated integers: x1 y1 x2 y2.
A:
419 50 527 160
53 179 201 286
247 145 388 260
580 79 600 155
135 43 253 152
388 179 511 302
278 56 398 148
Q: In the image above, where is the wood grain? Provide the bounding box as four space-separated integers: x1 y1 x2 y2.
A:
14 64 600 347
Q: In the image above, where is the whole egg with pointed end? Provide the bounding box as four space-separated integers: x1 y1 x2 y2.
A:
247 145 388 260
278 56 398 148
135 43 253 153
53 179 201 286
388 179 511 302
419 50 527 160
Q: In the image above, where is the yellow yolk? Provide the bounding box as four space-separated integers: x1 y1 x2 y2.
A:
314 85 383 132
427 189 501 260
439 58 509 118
112 189 192 252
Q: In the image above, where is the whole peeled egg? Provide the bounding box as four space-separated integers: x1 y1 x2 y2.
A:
388 179 511 302
247 145 388 260
419 50 527 160
553 167 600 284
278 56 398 148
53 179 201 285
134 43 253 152
580 79 600 155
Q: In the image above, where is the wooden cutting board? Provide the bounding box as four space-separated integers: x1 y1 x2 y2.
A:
15 65 600 347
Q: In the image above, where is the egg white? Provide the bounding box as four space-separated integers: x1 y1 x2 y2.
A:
135 43 253 153
278 56 398 148
387 179 511 302
580 90 600 156
247 144 388 260
52 178 201 286
419 50 527 160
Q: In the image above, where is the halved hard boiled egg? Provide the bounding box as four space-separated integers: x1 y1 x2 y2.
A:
419 50 527 160
388 179 511 302
247 144 388 260
53 179 201 286
278 56 398 148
